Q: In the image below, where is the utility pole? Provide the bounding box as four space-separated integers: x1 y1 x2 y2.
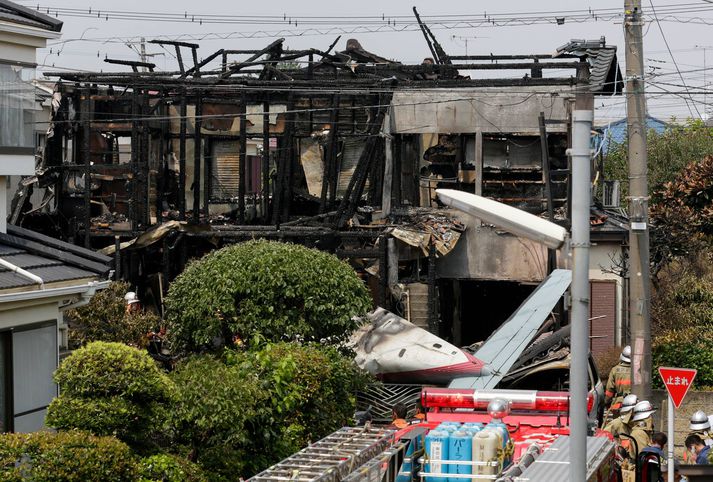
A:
625 0 652 400
568 54 594 481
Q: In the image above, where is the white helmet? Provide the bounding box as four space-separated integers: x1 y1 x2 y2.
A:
620 345 631 363
124 291 140 305
690 410 711 431
620 394 638 414
631 400 656 422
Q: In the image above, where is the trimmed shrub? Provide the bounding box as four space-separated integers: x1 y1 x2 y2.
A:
594 346 622 383
167 356 266 478
226 342 373 473
0 430 137 481
65 281 160 349
165 240 372 353
137 454 207 482
653 327 713 390
46 341 174 449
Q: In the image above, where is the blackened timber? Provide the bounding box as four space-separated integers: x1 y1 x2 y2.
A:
319 96 339 214
221 38 285 78
203 135 211 218
193 94 202 222
282 95 296 221
427 244 438 335
379 234 388 307
238 100 247 224
104 58 155 72
178 93 187 219
81 88 91 248
262 101 270 220
139 90 150 228
130 86 140 232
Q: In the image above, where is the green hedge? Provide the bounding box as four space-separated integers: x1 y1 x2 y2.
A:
46 342 174 449
0 430 136 481
165 240 372 353
137 454 207 482
167 356 266 478
653 327 713 389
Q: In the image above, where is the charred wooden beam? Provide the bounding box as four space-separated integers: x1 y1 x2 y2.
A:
238 99 247 224
262 101 270 220
221 38 285 78
80 88 91 248
178 92 187 219
193 94 202 223
104 58 155 72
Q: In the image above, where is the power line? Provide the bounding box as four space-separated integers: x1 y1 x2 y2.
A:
647 0 700 117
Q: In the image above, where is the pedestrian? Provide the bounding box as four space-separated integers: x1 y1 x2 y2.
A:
685 434 711 465
389 402 409 429
604 346 632 421
642 432 667 458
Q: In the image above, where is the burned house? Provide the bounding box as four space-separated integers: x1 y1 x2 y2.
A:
15 30 628 351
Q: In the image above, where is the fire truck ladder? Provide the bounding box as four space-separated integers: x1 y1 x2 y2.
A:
250 427 397 482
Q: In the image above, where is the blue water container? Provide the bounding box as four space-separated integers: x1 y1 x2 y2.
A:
425 429 450 482
463 422 484 433
437 423 460 432
448 430 474 475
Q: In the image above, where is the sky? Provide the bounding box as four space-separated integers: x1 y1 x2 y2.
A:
16 0 713 122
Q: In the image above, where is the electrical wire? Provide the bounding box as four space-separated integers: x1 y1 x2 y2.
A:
647 0 700 117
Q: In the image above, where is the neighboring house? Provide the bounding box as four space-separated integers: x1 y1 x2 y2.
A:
0 0 111 433
596 115 669 154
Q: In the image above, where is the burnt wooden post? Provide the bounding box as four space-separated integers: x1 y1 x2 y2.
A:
379 234 389 308
80 87 91 248
238 97 247 224
203 136 211 218
427 244 438 335
178 92 187 220
140 89 150 228
262 100 270 220
114 235 121 280
539 112 557 274
282 95 296 220
192 93 202 223
130 84 140 233
393 135 402 208
320 97 339 214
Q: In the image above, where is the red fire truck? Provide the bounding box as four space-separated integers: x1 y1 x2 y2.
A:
250 387 620 482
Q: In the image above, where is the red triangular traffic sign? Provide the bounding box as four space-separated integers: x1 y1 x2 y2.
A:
659 367 697 409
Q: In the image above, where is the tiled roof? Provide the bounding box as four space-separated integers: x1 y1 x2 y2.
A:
0 0 63 32
0 225 110 291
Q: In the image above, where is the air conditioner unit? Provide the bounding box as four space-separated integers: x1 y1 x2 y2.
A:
602 180 621 208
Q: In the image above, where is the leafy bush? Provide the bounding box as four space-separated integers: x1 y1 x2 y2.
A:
653 327 713 390
165 240 372 353
137 454 207 482
652 253 713 334
0 430 137 481
65 281 160 349
46 341 174 449
226 342 373 473
167 356 266 478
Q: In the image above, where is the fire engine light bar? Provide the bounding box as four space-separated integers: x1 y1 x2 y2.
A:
422 388 571 413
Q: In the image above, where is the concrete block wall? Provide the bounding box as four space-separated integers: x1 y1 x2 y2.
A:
651 389 713 457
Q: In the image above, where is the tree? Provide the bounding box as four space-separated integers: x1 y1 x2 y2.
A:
649 155 713 269
167 356 266 479
65 281 160 349
46 342 174 451
165 240 372 353
604 119 713 198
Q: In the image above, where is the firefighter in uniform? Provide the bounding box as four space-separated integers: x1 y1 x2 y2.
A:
604 393 637 439
605 345 632 422
683 411 713 463
627 400 656 459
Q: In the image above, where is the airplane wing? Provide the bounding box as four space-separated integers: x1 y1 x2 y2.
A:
449 268 572 389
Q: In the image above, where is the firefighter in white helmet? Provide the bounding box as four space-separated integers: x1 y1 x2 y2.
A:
683 411 713 463
604 346 632 423
604 393 638 439
626 400 656 460
124 291 141 314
